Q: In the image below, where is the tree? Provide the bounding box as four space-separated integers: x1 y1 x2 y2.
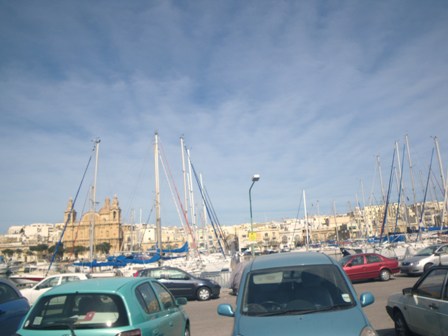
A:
96 242 111 255
48 243 64 260
73 246 88 259
2 248 14 258
29 244 49 260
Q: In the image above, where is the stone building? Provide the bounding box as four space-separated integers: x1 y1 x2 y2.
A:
63 196 122 256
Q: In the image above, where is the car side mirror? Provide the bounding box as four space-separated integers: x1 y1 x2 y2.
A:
359 292 374 307
346 263 352 267
176 297 188 306
402 287 412 295
217 304 235 317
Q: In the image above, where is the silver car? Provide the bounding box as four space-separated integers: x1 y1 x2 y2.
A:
400 244 448 275
386 265 448 336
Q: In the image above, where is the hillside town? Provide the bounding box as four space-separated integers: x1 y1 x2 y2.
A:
1 195 446 263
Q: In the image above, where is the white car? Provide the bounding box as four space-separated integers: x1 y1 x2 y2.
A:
386 265 448 336
20 273 89 305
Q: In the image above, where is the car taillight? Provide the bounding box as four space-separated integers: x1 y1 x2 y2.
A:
116 329 141 336
133 271 139 277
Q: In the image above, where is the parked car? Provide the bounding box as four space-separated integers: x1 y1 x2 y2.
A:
20 273 89 305
386 265 448 336
0 278 30 336
218 252 377 336
338 252 400 282
136 266 220 301
400 243 448 275
16 277 190 336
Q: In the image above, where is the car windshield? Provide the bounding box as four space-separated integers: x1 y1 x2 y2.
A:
415 246 439 256
23 293 128 330
241 265 355 316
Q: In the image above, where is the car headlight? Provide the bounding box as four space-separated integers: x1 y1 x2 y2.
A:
360 326 378 336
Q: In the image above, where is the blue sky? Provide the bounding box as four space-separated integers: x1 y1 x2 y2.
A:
1 1 447 234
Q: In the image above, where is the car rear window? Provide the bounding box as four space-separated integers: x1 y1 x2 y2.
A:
23 293 129 330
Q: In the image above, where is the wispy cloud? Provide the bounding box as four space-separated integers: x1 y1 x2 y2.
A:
0 1 447 232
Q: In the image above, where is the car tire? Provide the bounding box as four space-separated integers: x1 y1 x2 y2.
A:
394 310 411 336
423 263 433 273
380 269 391 281
197 286 211 301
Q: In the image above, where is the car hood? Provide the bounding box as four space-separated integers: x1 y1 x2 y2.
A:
235 307 371 335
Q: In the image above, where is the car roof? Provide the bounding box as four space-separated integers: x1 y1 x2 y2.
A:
41 277 148 296
0 278 23 297
249 252 335 271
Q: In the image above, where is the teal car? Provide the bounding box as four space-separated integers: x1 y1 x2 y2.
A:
218 252 377 336
15 277 190 336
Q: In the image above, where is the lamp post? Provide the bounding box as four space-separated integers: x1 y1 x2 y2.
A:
249 174 260 256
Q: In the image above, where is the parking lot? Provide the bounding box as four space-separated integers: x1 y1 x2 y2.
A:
184 274 417 336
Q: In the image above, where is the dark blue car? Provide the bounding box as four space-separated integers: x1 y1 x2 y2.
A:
0 278 30 336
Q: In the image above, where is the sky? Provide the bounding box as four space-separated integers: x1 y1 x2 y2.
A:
1 1 447 234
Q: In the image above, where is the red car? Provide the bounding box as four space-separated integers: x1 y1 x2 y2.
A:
338 253 400 281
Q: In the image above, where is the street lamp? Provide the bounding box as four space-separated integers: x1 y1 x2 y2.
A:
249 174 260 256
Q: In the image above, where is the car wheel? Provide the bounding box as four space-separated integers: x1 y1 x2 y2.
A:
394 310 411 336
380 269 391 281
423 263 433 272
197 286 211 301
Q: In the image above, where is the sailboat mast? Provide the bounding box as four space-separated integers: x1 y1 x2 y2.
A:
332 201 339 242
434 136 446 192
180 137 189 223
303 190 309 251
90 138 100 260
154 133 162 252
377 155 386 204
187 149 197 235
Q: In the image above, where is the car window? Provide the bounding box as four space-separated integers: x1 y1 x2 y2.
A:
147 269 163 279
440 246 448 254
241 265 355 316
61 276 81 284
152 281 176 309
366 255 382 263
415 268 447 299
351 256 364 266
136 282 161 314
0 282 20 303
166 269 188 280
23 294 128 330
38 277 59 289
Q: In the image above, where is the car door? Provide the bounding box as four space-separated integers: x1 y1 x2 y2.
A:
164 269 195 298
0 282 29 336
152 281 186 335
440 273 448 336
405 268 447 336
135 281 169 334
365 254 383 279
135 281 184 336
31 275 61 303
345 255 366 280
437 245 448 265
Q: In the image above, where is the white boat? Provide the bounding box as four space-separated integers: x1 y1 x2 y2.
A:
9 261 59 286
